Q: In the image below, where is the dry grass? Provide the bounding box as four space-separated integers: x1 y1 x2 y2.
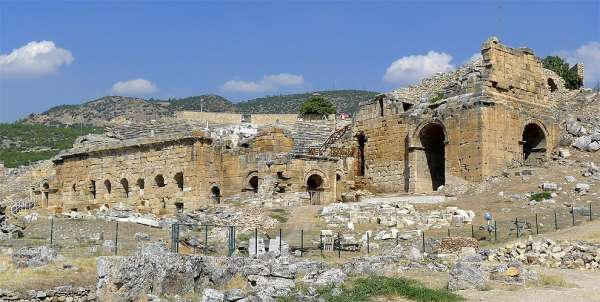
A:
0 255 97 291
534 273 573 288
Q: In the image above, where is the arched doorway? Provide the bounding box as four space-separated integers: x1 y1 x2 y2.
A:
522 123 547 165
248 176 259 193
306 174 324 205
416 123 446 191
211 186 221 204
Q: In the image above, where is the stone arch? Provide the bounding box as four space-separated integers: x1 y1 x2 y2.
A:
120 178 130 198
413 122 447 192
42 182 50 207
522 122 547 165
210 186 221 204
305 170 326 205
174 172 184 191
104 179 112 194
245 171 259 193
155 174 166 188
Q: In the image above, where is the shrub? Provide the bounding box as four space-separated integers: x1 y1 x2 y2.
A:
299 96 336 116
529 192 552 202
541 56 583 90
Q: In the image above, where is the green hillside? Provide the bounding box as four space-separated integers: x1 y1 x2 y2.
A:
236 90 378 114
0 123 103 168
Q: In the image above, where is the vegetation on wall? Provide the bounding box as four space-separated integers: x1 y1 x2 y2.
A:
541 56 583 90
299 96 337 116
0 123 103 168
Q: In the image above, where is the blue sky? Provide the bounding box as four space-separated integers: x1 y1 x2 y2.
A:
0 1 599 122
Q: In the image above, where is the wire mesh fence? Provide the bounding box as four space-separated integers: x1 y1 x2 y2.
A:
1 202 598 259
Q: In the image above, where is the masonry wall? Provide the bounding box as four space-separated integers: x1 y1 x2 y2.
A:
176 111 299 126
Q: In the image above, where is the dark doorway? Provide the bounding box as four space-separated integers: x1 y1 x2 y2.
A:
357 133 367 176
175 202 184 213
104 180 112 194
522 123 547 165
249 176 259 193
90 180 96 199
155 175 165 188
43 183 50 207
307 174 323 205
211 186 221 204
418 124 446 191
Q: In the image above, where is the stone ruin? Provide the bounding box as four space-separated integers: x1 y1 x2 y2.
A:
8 37 593 219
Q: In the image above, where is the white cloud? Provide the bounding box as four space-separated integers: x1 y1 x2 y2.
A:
221 73 304 93
382 51 454 85
557 41 600 87
110 78 158 95
0 40 74 78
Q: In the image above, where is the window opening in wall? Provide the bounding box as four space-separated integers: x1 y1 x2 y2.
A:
357 133 367 176
90 180 96 199
104 180 112 194
155 175 166 187
175 202 184 213
174 172 184 191
120 178 130 198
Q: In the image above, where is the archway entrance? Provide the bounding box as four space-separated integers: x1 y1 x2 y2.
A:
249 176 258 193
416 123 446 191
42 183 49 207
306 174 323 205
522 123 547 165
211 186 221 204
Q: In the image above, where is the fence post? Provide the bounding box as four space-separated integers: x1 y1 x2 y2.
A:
300 229 304 257
421 231 425 253
494 220 497 242
204 225 208 255
254 228 258 256
396 231 399 246
515 217 519 238
535 213 539 235
447 228 450 238
554 210 558 230
320 234 323 255
572 206 576 226
170 224 179 253
590 203 593 222
49 217 54 247
114 221 119 256
337 232 341 258
471 224 474 238
279 228 282 252
366 232 370 254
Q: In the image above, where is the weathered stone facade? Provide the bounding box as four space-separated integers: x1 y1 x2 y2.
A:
353 37 560 193
40 124 339 214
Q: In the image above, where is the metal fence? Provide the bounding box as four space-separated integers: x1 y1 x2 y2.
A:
1 201 598 258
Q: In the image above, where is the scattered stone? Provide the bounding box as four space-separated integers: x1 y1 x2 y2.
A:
12 246 57 268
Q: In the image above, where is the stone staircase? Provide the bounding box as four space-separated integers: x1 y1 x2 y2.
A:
291 120 335 155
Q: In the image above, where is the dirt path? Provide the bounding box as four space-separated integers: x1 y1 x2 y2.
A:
460 268 600 302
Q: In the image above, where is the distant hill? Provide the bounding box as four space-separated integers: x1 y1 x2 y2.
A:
0 123 103 168
237 90 379 114
20 90 378 126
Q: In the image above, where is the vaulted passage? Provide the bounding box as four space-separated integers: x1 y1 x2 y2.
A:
416 123 446 191
211 186 221 204
522 123 546 165
307 174 323 205
249 176 258 193
357 133 367 176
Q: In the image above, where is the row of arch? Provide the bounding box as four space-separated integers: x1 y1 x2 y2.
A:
77 172 185 199
355 120 548 192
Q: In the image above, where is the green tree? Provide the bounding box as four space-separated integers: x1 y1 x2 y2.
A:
299 96 336 116
541 56 583 90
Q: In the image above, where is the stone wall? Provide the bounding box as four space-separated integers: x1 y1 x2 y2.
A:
353 38 559 194
176 111 299 127
44 128 338 213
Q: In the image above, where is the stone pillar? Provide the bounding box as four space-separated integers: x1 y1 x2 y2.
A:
570 63 584 83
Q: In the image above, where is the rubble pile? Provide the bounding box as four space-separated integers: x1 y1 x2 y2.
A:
561 92 600 152
0 286 95 302
184 206 279 230
321 200 475 232
439 237 479 253
487 237 600 270
0 205 24 240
